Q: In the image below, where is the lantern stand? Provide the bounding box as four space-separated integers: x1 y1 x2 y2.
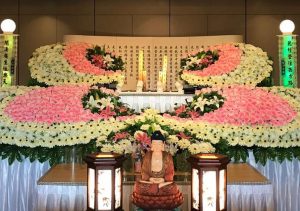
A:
187 153 230 211
278 19 298 88
0 19 18 87
84 152 126 211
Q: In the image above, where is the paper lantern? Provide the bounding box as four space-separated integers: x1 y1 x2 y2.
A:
84 153 125 211
188 153 230 211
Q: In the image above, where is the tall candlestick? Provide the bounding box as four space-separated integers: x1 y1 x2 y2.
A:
138 50 144 81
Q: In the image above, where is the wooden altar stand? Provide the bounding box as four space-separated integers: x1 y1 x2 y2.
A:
37 163 272 211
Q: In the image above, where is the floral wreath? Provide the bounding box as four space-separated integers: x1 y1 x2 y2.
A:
0 85 300 159
0 85 132 147
98 109 215 156
180 43 273 86
29 43 125 86
161 86 300 148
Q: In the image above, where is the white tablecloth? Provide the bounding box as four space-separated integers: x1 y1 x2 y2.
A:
3 151 300 211
36 182 274 211
120 92 193 113
0 157 277 211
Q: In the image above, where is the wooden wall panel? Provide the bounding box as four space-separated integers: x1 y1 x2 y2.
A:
1 0 300 86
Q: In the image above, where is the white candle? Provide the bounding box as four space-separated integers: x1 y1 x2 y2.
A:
138 50 144 81
162 55 168 89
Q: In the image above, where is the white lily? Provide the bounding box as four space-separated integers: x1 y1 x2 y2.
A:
86 95 102 109
99 97 114 110
186 56 200 67
103 54 114 63
194 97 209 112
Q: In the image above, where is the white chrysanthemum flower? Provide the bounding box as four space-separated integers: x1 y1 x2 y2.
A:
167 135 179 144
101 144 114 152
178 138 191 149
165 144 178 156
140 124 150 131
198 142 215 153
134 130 144 139
113 144 124 154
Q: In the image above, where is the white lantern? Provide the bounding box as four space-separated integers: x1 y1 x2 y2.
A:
0 19 16 34
84 153 125 211
279 19 295 35
188 153 230 211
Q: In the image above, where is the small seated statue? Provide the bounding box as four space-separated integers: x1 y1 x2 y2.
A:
132 131 184 210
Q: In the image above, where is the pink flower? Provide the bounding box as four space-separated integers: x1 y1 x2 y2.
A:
135 132 151 146
91 55 106 68
114 132 130 141
119 106 128 113
63 43 121 75
188 110 200 119
99 106 116 119
175 105 186 116
177 132 191 140
3 85 105 125
199 86 297 126
185 44 242 77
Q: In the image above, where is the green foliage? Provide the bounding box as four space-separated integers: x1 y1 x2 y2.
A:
180 49 219 71
252 146 298 165
0 140 98 166
213 139 300 166
82 87 135 116
173 150 191 172
168 91 225 118
86 45 125 71
27 77 49 87
214 139 249 163
2 138 300 167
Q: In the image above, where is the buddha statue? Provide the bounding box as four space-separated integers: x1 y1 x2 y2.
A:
132 131 184 210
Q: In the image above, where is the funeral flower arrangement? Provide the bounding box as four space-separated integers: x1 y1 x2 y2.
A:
0 85 132 148
162 86 299 149
168 91 225 118
98 109 215 156
82 86 135 118
1 85 300 165
180 43 273 86
2 41 300 166
29 43 125 85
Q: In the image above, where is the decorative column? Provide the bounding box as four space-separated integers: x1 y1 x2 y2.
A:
0 19 18 87
278 19 297 88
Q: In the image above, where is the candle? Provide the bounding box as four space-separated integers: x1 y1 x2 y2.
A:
138 50 144 81
161 55 168 90
142 70 147 89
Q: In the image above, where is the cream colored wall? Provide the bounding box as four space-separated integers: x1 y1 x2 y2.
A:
64 35 242 91
1 0 300 86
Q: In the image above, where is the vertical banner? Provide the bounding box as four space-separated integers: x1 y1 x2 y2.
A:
278 35 297 88
0 34 18 87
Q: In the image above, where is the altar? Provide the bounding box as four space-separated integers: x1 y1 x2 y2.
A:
120 92 192 112
34 157 274 211
0 32 299 211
